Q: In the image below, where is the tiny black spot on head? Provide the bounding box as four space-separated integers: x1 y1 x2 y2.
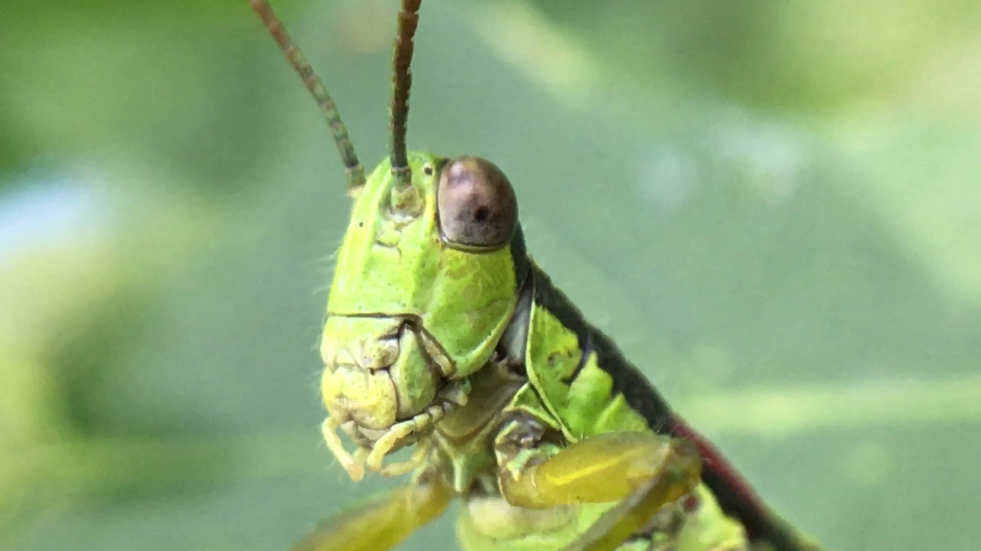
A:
358 221 365 228
474 206 489 222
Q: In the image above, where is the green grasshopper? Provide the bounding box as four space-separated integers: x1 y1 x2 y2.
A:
252 1 827 550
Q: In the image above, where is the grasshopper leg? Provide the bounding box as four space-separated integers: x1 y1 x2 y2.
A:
499 431 701 551
290 466 452 551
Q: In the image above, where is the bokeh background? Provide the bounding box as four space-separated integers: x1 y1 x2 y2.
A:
3 0 980 550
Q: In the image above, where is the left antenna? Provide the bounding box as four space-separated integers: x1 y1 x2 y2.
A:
251 0 366 191
389 0 423 189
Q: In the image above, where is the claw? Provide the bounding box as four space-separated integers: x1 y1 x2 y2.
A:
378 438 433 477
438 377 471 407
322 417 365 481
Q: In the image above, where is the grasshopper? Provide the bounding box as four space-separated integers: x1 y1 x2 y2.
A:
252 1 826 550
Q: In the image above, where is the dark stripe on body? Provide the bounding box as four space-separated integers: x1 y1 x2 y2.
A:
509 225 530 288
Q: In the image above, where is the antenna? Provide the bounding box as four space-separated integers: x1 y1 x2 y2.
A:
251 0 366 191
389 0 422 188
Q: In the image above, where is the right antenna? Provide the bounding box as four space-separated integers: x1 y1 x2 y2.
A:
251 0 366 191
389 0 423 189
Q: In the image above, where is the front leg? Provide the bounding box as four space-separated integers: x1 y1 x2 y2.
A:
495 419 702 551
290 465 452 551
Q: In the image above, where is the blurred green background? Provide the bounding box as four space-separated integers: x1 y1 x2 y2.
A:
2 0 980 550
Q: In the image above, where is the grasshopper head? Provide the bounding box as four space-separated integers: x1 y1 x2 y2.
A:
252 0 528 479
322 154 522 448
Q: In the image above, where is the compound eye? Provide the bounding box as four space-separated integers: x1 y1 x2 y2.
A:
437 156 517 248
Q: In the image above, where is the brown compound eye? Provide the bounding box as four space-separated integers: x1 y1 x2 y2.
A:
437 156 518 249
